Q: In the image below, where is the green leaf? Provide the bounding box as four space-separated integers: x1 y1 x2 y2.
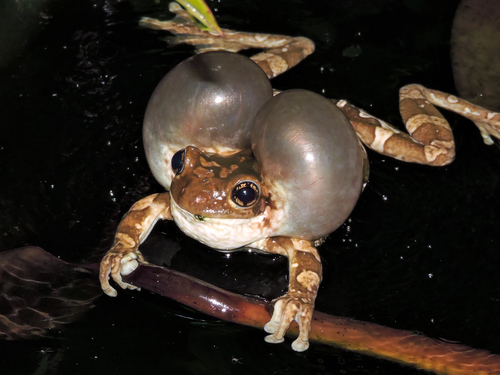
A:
176 0 223 36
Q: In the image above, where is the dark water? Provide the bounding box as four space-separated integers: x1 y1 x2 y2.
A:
1 0 499 374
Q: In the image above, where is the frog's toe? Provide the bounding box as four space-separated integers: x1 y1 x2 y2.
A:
112 270 141 292
264 295 314 351
264 322 278 334
100 256 118 297
264 334 285 344
264 297 301 345
114 251 144 291
120 252 140 276
100 277 118 297
291 337 309 352
264 298 285 334
100 248 144 296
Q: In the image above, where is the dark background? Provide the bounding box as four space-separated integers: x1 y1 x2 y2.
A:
1 0 499 374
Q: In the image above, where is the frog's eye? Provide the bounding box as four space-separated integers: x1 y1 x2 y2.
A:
171 149 186 175
231 180 260 207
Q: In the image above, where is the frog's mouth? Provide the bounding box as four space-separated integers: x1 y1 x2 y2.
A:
169 195 272 251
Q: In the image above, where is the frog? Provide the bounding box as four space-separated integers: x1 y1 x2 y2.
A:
100 2 500 352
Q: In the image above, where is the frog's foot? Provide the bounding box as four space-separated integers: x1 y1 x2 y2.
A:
140 3 244 53
264 295 314 352
140 3 241 51
99 245 145 297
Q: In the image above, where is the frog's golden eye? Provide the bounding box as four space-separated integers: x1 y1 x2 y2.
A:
231 180 260 207
171 149 186 175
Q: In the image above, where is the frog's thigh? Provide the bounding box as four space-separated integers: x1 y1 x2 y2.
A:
341 83 500 166
336 97 455 166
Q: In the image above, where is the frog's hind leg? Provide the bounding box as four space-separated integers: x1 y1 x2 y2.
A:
140 2 314 79
336 84 500 166
401 84 500 145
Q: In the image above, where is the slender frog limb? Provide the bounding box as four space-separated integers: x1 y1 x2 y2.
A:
337 85 500 166
100 193 172 296
142 2 500 166
335 92 455 166
403 85 500 145
140 2 314 78
250 237 322 352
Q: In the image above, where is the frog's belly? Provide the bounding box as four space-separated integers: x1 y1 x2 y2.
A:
170 196 272 250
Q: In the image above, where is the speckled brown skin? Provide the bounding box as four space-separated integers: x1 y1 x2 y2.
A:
170 147 266 219
251 237 322 351
100 193 171 296
100 2 500 353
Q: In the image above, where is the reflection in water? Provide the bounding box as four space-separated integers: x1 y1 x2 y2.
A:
0 247 100 340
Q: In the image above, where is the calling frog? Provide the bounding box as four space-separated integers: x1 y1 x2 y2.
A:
100 3 500 352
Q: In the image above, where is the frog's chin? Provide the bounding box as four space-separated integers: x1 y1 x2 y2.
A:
170 196 273 251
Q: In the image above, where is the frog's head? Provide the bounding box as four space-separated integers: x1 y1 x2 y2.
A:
169 146 269 220
143 51 364 242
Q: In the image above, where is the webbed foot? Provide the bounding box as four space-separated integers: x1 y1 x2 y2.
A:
99 245 145 297
140 3 242 53
264 294 314 352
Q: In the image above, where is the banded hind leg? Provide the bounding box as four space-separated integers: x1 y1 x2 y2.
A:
140 2 314 79
336 84 500 166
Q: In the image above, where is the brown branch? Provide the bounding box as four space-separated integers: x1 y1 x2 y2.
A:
1 247 499 374
124 263 500 375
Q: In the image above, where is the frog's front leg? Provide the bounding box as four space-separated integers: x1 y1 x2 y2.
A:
140 2 314 79
251 237 322 352
100 193 172 296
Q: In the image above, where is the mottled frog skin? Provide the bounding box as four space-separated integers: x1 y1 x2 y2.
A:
169 147 275 249
100 3 500 352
